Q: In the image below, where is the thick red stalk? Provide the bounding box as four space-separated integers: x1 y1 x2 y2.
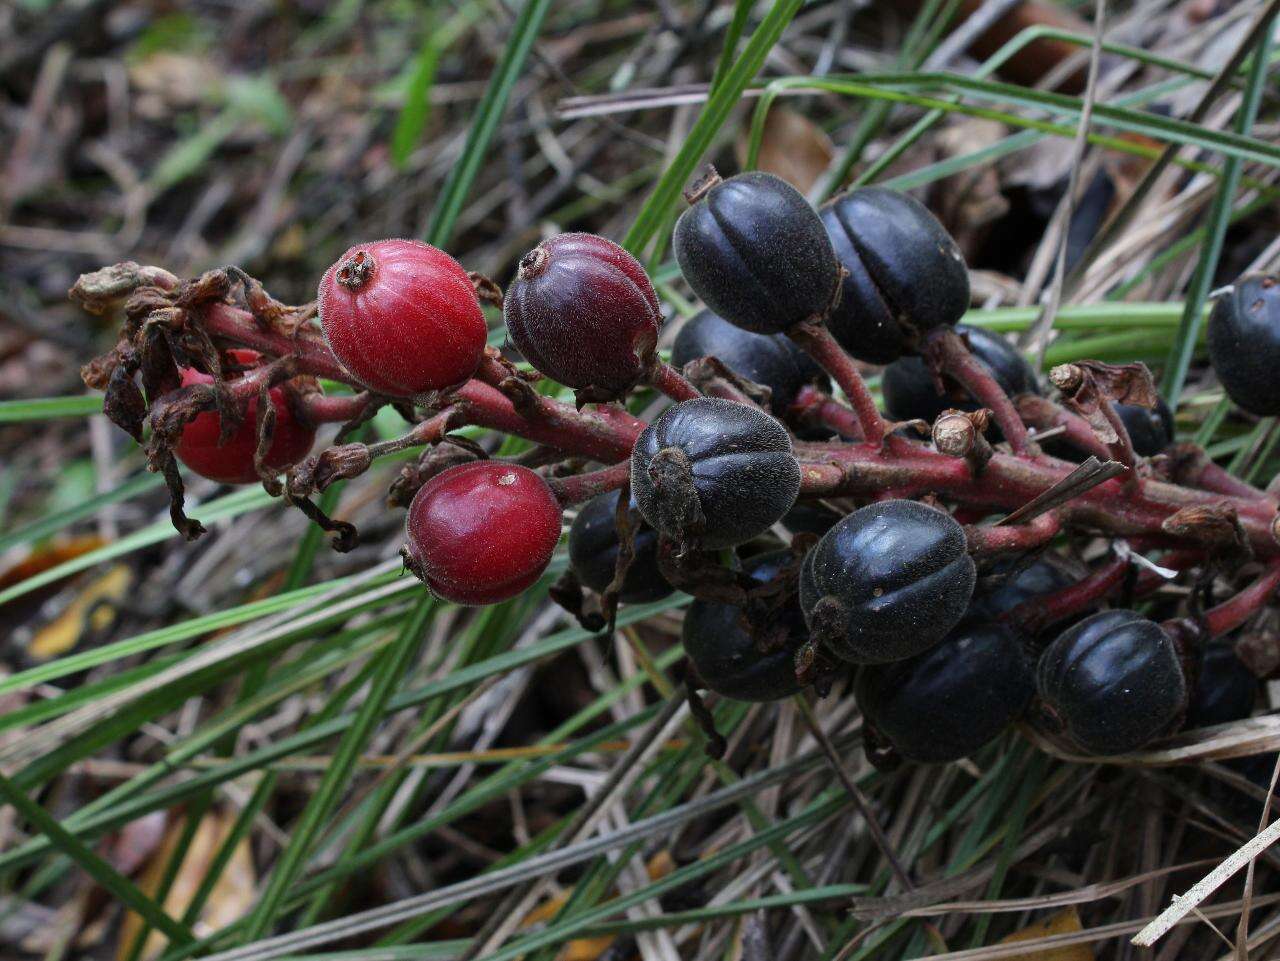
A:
202 303 348 381
966 512 1060 555
795 436 1280 558
647 361 702 402
301 393 374 425
1204 561 1280 638
548 460 632 506
789 386 865 440
452 380 640 463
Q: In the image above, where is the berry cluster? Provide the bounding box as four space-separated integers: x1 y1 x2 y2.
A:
76 165 1280 767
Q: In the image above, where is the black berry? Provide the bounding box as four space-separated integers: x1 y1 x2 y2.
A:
683 551 806 702
821 187 970 363
882 324 1040 428
781 501 843 537
631 398 801 550
1207 274 1280 416
672 309 827 415
1117 397 1174 458
1035 610 1187 756
673 171 839 335
800 499 976 664
568 490 674 604
856 622 1034 763
967 555 1075 624
1184 641 1258 731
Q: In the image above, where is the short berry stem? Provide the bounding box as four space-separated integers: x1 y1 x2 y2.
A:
548 461 632 506
788 322 885 446
1004 553 1131 635
300 392 374 425
1204 561 1280 638
928 327 1032 456
202 303 350 381
647 361 702 402
789 386 864 440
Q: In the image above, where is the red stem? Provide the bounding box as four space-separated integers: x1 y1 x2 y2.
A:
301 393 374 425
793 435 1280 558
1169 445 1274 503
928 327 1032 456
788 324 885 446
1204 561 1280 638
1016 395 1111 460
202 303 348 381
453 380 640 463
647 361 702 402
789 385 865 440
548 460 632 506
1003 554 1131 635
966 512 1060 556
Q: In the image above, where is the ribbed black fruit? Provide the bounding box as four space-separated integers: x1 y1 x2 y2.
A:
821 186 970 363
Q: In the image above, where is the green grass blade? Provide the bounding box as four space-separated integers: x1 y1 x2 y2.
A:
424 0 551 247
622 0 805 256
0 395 102 422
0 768 196 947
239 596 433 941
1161 13 1277 402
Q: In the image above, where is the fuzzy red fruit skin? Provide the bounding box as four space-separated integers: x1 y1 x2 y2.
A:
504 233 662 392
318 238 487 397
174 351 316 485
405 462 562 605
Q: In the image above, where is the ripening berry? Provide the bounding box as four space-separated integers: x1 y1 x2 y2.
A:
504 233 662 393
404 462 562 605
1207 274 1280 416
174 350 316 484
319 238 487 397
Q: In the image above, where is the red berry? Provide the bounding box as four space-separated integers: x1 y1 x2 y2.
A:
404 462 562 605
318 238 487 397
504 233 662 393
174 350 317 484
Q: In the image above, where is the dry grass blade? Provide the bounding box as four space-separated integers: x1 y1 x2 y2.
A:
1132 819 1280 948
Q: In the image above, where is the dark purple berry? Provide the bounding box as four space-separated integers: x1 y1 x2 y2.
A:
821 187 970 363
673 171 839 335
1116 397 1174 458
568 490 673 604
684 551 807 702
800 499 976 664
1035 610 1187 756
631 398 800 550
856 622 1034 763
504 233 662 393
